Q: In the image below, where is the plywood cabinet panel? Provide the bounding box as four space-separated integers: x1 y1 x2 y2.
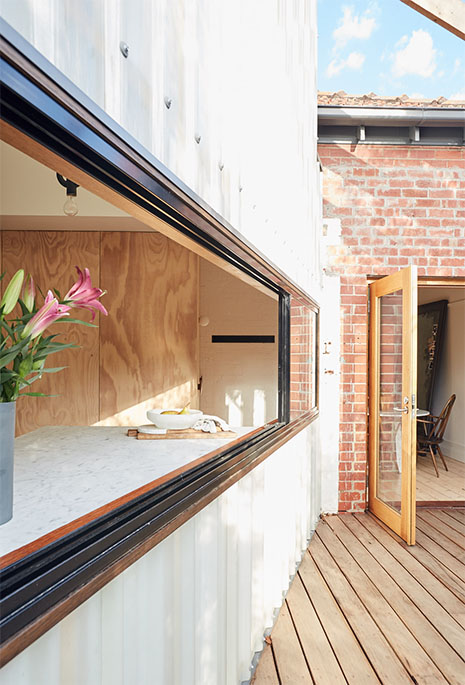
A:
2 231 100 434
99 232 199 426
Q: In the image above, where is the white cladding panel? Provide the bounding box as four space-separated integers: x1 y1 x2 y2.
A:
1 423 320 685
0 1 324 680
0 0 319 293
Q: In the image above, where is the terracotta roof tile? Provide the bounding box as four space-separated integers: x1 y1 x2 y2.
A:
318 91 465 108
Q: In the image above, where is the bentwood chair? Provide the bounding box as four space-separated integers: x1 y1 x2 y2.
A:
417 394 456 477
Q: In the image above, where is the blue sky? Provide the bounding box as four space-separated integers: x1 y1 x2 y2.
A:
318 0 465 100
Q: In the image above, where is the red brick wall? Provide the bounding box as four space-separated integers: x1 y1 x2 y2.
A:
318 143 465 512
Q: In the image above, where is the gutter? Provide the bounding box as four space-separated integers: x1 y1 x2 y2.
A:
318 106 465 128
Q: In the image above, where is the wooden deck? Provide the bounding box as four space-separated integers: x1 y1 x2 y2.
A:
251 510 465 685
417 455 465 503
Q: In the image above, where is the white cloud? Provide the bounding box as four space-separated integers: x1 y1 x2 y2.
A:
410 92 425 99
395 35 408 49
333 6 377 49
453 58 461 74
392 29 437 78
327 51 366 78
449 92 465 101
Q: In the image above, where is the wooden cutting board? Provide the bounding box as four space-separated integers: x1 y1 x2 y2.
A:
127 427 237 440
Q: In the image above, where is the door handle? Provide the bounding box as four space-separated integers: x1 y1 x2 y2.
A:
394 397 409 414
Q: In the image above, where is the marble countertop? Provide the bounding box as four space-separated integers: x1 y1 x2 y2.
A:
0 425 249 560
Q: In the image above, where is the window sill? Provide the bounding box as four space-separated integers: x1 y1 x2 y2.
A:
1 425 255 565
0 413 317 664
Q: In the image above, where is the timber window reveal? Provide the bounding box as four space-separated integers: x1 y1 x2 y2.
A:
290 295 319 421
0 23 320 662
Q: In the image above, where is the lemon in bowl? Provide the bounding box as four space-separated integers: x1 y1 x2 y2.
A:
146 408 203 430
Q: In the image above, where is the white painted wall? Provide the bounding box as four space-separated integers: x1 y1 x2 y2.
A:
319 274 341 512
199 260 278 426
0 141 127 217
433 297 465 463
1 423 321 685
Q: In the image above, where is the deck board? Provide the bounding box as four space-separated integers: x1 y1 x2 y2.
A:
271 601 311 684
415 528 465 582
354 513 465 629
445 509 465 523
416 516 465 561
310 532 411 684
285 574 346 685
428 509 465 536
314 522 427 684
297 552 378 685
252 510 465 685
340 516 465 666
417 510 465 549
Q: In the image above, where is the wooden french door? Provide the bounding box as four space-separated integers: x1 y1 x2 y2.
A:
368 266 417 545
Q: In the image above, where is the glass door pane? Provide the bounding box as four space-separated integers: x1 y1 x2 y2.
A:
378 289 403 511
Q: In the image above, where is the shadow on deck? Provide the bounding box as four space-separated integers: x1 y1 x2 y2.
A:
251 509 465 684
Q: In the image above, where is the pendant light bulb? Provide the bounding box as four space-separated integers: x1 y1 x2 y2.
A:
63 195 78 216
56 173 80 217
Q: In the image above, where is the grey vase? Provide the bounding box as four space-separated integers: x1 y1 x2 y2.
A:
0 401 15 524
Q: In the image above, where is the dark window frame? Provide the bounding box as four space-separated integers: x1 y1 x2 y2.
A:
0 21 319 663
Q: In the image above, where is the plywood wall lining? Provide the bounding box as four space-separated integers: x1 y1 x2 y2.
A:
3 231 100 434
99 232 199 426
1 230 199 434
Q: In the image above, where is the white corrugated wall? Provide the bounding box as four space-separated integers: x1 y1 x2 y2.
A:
0 1 325 681
0 0 319 294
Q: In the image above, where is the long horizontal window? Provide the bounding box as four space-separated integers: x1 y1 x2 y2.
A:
0 138 281 560
0 29 319 663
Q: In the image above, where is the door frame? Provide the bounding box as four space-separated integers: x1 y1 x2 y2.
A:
367 275 465 526
368 266 417 544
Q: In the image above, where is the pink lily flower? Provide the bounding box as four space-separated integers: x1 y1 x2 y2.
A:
22 291 71 340
64 267 108 321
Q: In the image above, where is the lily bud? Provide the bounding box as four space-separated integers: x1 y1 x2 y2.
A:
21 274 36 312
0 269 25 315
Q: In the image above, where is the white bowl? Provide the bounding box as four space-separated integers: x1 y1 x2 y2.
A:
146 408 203 430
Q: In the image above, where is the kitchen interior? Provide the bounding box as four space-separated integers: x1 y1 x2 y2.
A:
0 140 278 560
